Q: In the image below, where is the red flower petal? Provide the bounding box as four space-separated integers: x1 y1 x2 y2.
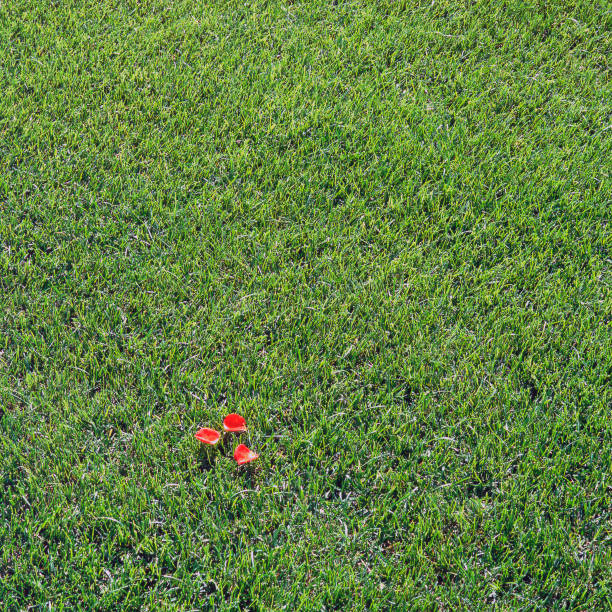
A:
195 428 221 445
223 413 247 433
234 444 259 465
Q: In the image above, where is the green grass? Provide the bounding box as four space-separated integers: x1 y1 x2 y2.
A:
0 0 610 608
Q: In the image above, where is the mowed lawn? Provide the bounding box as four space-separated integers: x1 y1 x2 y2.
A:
1 0 610 608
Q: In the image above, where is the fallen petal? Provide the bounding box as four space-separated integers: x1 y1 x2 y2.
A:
234 444 259 465
195 428 221 445
223 413 247 432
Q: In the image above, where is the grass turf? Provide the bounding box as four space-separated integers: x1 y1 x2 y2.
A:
0 0 611 608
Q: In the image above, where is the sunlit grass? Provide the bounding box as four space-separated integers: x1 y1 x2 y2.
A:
0 0 610 608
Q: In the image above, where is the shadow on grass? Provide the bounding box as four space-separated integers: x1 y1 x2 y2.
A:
195 446 219 471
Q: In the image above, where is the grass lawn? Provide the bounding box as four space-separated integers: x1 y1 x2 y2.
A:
1 0 611 608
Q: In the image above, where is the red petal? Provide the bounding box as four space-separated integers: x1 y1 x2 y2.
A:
195 428 221 445
223 413 247 432
234 444 259 465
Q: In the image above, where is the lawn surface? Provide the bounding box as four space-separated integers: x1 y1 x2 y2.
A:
1 0 611 609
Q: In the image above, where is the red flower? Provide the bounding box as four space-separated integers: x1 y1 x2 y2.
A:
195 428 221 445
223 413 247 433
234 444 258 465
